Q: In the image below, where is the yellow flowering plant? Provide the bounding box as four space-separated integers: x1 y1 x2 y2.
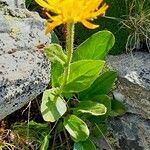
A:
35 0 108 33
34 0 125 149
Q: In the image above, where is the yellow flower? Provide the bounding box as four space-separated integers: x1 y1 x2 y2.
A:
35 0 108 34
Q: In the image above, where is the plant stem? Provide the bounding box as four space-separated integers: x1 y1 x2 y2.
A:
55 23 74 98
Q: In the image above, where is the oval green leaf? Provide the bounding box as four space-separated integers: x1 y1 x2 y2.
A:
73 31 115 61
87 95 112 123
79 71 117 100
111 99 126 116
41 89 67 122
64 60 105 93
73 139 96 150
92 95 112 115
51 62 63 87
73 101 107 116
44 44 66 64
64 115 89 142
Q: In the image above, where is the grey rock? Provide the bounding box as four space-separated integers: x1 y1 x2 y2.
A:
106 52 150 119
0 0 51 120
105 52 150 150
0 0 25 8
107 52 150 90
109 114 150 150
114 78 150 120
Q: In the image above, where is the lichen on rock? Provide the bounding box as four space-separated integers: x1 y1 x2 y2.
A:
0 0 51 120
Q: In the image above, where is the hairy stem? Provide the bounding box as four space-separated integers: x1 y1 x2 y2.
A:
55 23 74 99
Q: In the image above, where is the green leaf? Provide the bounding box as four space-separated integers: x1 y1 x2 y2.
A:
44 44 67 64
79 71 117 100
73 139 96 150
64 115 89 142
40 135 50 150
64 60 105 93
73 31 115 61
73 101 107 116
51 31 59 44
92 95 111 115
88 95 111 123
41 89 67 122
51 62 63 87
111 99 126 116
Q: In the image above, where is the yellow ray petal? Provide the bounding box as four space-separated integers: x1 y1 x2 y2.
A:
84 0 103 12
35 0 60 13
45 21 62 34
35 0 108 33
47 0 59 5
90 4 108 18
81 20 99 29
35 0 52 10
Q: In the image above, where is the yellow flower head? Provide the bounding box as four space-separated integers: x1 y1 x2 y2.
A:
35 0 108 34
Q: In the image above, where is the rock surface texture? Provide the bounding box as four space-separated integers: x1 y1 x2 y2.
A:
106 52 150 150
0 0 51 120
